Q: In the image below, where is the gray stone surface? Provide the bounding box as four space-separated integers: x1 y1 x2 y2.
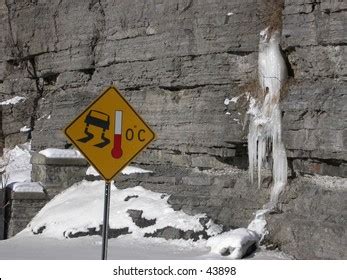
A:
31 152 88 198
0 188 5 239
117 164 346 259
5 192 48 238
265 175 347 259
0 0 345 177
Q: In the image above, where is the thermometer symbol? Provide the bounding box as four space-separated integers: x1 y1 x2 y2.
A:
111 110 123 159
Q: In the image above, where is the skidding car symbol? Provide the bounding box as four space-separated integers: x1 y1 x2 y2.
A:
78 110 110 148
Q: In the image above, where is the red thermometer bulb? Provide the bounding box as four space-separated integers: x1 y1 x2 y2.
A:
111 110 123 159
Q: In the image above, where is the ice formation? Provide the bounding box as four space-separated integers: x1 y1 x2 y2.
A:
209 27 289 258
248 27 288 207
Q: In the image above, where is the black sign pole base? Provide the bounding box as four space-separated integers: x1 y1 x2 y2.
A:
101 180 111 260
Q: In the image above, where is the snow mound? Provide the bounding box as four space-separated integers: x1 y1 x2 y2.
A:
28 180 222 239
207 228 259 259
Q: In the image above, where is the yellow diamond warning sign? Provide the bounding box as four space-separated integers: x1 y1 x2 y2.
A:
64 86 155 181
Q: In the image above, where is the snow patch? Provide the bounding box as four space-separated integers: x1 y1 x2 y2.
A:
20 126 31 132
121 166 153 175
0 142 32 185
9 182 44 193
39 148 83 159
0 96 26 105
207 228 259 259
86 165 153 176
224 96 240 106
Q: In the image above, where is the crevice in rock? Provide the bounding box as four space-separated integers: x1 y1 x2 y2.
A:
178 0 193 15
159 83 229 91
42 72 59 86
78 68 95 76
227 50 254 56
89 0 106 67
123 85 141 91
5 0 21 59
290 157 347 167
282 49 295 78
27 57 44 139
0 107 4 156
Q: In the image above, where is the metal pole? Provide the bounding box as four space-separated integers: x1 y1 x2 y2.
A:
101 180 111 260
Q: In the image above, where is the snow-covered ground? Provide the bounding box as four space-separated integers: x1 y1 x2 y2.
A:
28 180 221 239
0 145 292 260
0 233 290 260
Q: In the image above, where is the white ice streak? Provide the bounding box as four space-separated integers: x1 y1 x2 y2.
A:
224 96 240 106
20 125 31 132
248 27 288 206
0 142 32 185
39 148 83 159
209 28 289 258
86 165 153 176
0 96 26 105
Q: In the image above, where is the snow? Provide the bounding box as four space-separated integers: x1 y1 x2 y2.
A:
28 180 222 239
0 96 26 105
0 234 291 260
121 166 153 175
0 142 32 185
20 125 31 132
303 174 347 190
224 96 240 106
207 228 259 259
86 165 153 176
39 148 83 158
0 175 289 259
9 182 44 193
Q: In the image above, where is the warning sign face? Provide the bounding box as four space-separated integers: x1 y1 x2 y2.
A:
64 86 155 181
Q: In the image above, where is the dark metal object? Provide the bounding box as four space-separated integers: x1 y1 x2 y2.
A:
101 181 111 260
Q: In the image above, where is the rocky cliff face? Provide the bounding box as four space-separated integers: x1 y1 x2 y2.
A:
0 0 346 259
0 0 345 176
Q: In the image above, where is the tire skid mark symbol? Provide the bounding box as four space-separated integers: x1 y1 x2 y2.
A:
77 110 110 148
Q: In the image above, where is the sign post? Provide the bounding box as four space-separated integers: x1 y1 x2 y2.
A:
64 86 155 260
101 181 111 260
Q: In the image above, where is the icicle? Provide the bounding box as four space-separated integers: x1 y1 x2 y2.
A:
247 27 288 207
